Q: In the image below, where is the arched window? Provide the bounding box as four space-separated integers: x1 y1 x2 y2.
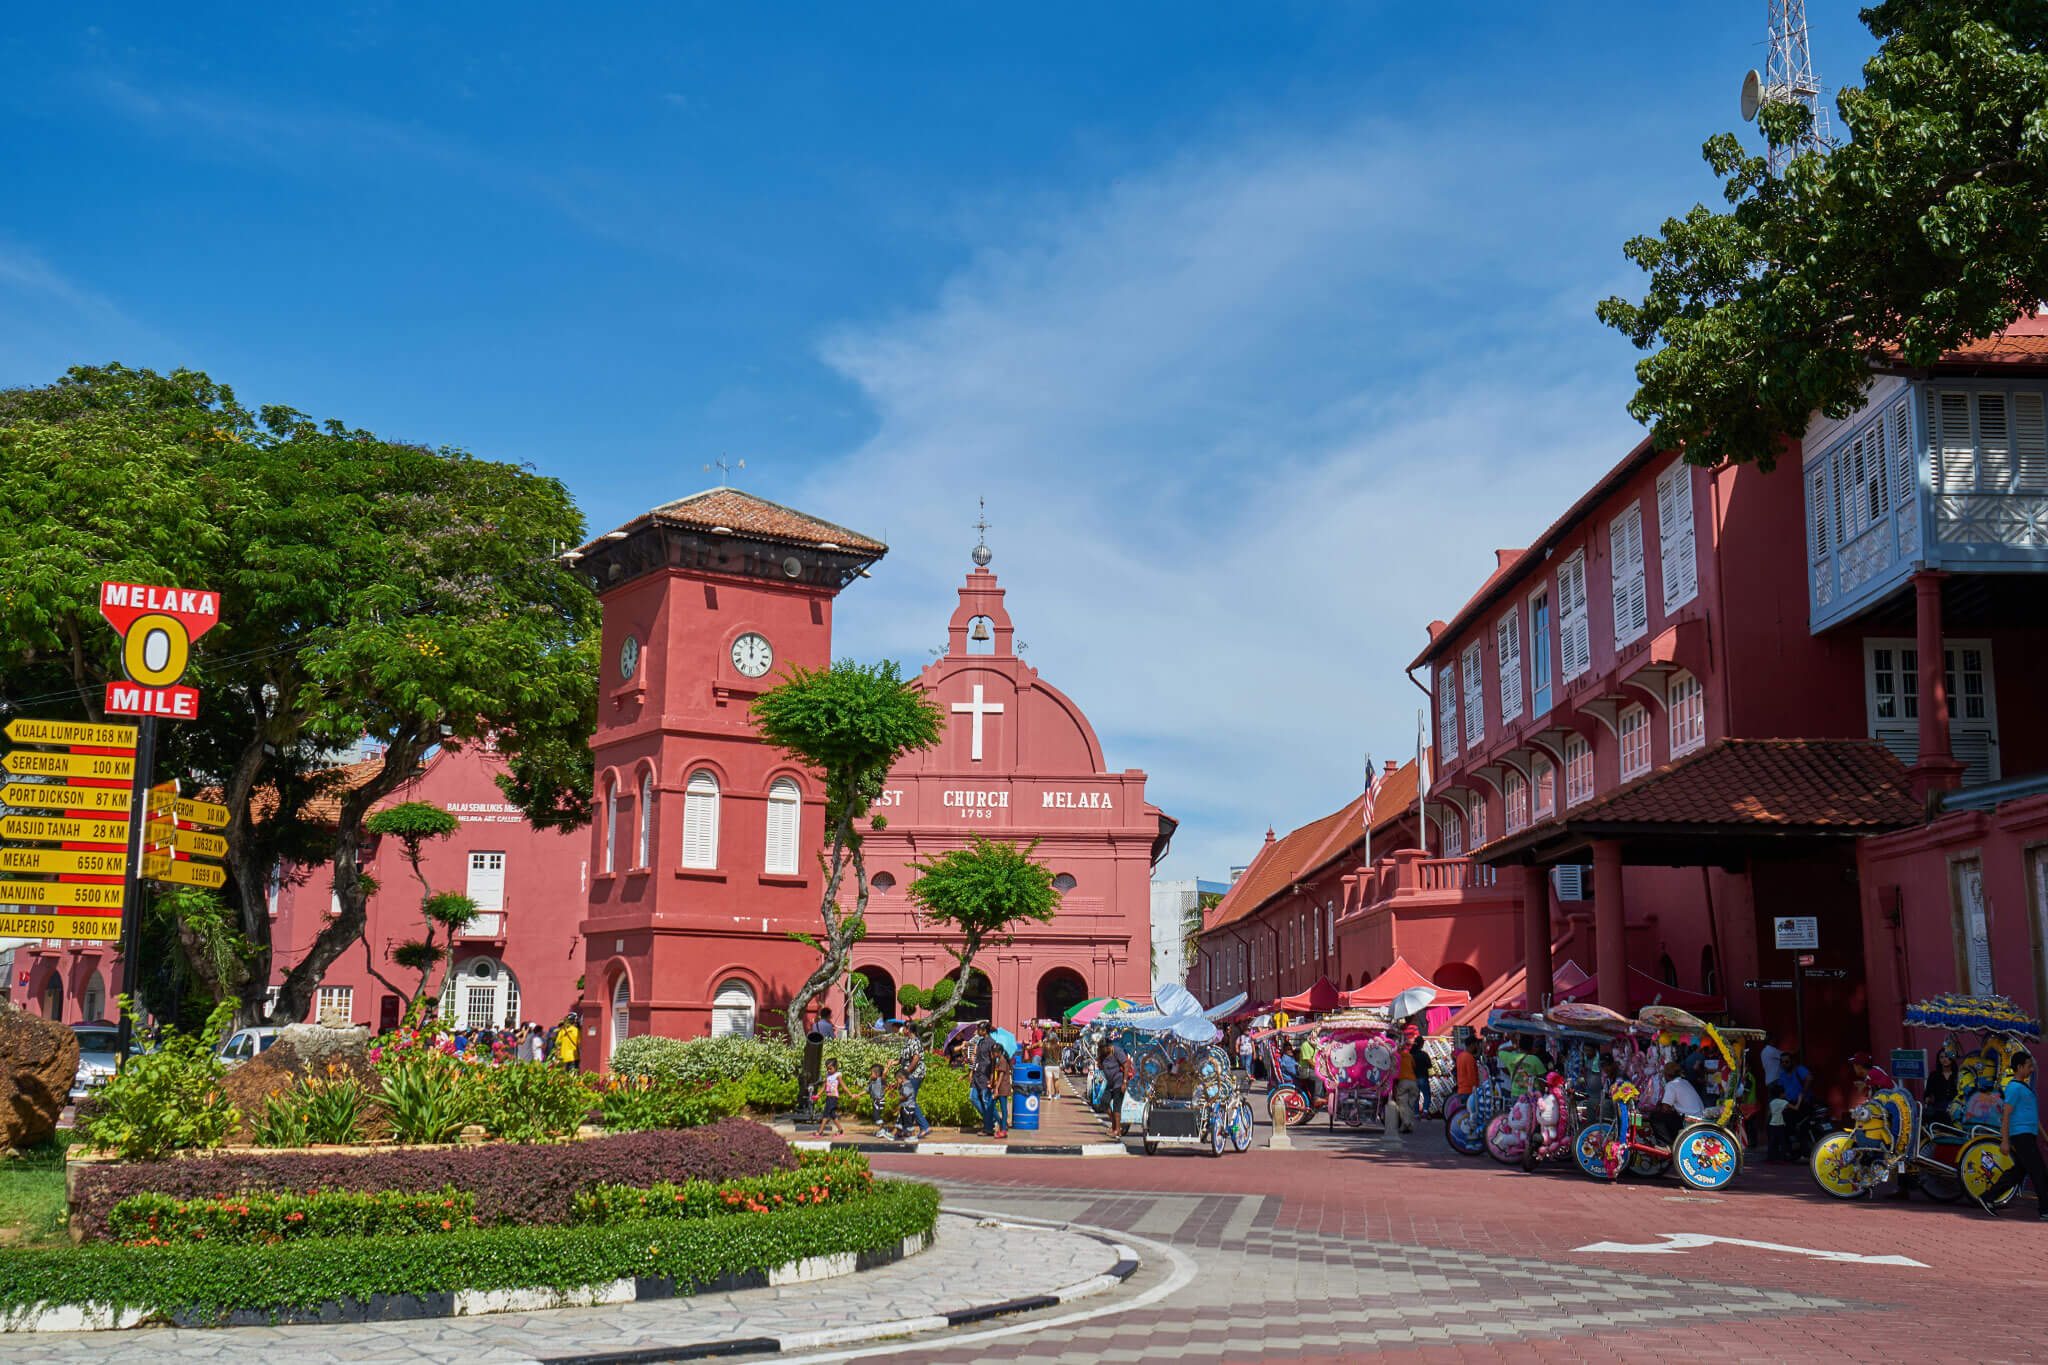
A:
1700 946 1720 997
869 871 895 893
681 770 720 869
1532 754 1556 820
1668 671 1706 756
637 771 654 868
603 779 619 874
1659 952 1678 987
1619 704 1652 780
1469 799 1488 847
711 978 756 1037
1052 873 1077 894
764 777 801 874
441 957 521 1030
611 973 631 1053
80 970 106 1022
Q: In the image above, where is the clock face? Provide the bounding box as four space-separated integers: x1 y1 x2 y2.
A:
732 632 774 678
618 635 640 681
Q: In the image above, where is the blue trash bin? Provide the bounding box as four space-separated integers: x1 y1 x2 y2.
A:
1011 1090 1042 1131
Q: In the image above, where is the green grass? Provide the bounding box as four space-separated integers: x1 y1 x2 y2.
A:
0 1140 71 1248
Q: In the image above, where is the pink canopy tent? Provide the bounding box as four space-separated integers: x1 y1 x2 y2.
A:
1446 958 1588 1032
1275 976 1344 1013
1555 966 1726 1014
1345 958 1472 1034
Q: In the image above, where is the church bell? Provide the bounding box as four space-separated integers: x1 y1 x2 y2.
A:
970 617 992 642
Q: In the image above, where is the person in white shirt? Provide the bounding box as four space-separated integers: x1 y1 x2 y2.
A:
1760 1040 1782 1089
1650 1061 1706 1146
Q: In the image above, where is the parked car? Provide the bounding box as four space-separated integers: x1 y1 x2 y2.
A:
215 1027 282 1068
69 1021 120 1103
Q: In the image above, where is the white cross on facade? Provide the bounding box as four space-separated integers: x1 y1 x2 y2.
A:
951 684 1004 762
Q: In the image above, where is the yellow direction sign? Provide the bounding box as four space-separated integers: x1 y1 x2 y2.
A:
0 847 127 876
167 797 228 828
0 815 128 844
144 825 227 859
1 718 138 749
1 750 135 780
0 914 121 941
1 783 133 814
141 854 225 888
0 879 126 909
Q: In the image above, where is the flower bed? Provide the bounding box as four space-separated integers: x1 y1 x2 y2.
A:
573 1151 873 1223
107 1187 477 1245
69 1119 793 1240
0 1180 940 1326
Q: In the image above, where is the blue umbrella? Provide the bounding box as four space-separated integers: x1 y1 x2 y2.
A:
990 1027 1020 1057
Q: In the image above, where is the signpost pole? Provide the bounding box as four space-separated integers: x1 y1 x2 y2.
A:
1793 958 1806 1064
112 716 159 1066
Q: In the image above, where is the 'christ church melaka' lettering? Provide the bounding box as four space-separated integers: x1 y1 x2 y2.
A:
1043 791 1112 810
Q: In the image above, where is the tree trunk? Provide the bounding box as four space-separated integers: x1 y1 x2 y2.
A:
785 812 868 1045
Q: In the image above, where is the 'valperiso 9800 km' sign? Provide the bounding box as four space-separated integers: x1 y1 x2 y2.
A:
99 582 220 718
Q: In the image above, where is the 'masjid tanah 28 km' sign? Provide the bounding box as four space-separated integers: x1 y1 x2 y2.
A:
99 582 220 718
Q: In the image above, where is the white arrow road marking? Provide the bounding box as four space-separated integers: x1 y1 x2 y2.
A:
1574 1231 1925 1267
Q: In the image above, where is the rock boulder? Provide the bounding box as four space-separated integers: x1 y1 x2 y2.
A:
1 1008 79 1151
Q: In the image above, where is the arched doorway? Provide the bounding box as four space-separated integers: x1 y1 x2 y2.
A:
37 971 63 1021
441 957 522 1030
1035 967 1088 1023
80 970 107 1023
953 969 993 1025
711 978 757 1037
1432 962 1484 997
851 965 897 1028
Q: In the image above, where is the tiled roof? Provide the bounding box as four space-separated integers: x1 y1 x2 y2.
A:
1478 739 1920 854
625 488 887 554
1928 311 2048 368
1206 796 1365 932
229 755 418 827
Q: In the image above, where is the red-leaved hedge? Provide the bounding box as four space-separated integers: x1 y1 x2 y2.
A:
71 1119 794 1241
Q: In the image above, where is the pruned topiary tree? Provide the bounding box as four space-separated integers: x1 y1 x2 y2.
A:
362 801 476 1021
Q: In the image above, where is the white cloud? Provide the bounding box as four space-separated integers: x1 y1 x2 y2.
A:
0 244 169 388
805 117 1647 881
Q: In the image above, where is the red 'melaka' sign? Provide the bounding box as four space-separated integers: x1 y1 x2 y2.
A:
99 582 221 721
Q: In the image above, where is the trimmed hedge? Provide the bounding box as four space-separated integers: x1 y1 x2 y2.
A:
0 1180 940 1323
573 1151 873 1223
70 1119 793 1240
107 1188 477 1245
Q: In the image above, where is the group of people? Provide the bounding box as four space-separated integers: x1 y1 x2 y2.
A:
1226 1019 1437 1131
434 1010 583 1068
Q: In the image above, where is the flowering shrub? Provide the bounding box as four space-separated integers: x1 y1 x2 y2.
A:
79 1001 240 1161
592 1073 733 1132
107 1187 476 1245
572 1152 874 1224
458 1061 593 1142
71 1120 797 1240
254 1073 374 1147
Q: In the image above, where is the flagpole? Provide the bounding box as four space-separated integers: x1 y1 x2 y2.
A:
1362 752 1372 868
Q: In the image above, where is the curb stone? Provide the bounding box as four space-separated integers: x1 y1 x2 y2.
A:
531 1218 1140 1364
790 1139 1129 1157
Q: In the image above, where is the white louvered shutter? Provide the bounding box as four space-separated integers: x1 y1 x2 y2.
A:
1891 399 1916 506
1462 642 1485 748
1496 611 1523 723
681 770 720 869
764 777 800 874
1935 391 1975 493
1977 393 2012 492
1558 552 1590 680
1437 666 1458 761
1657 462 1698 611
2015 392 2047 493
1609 504 1647 646
1808 464 1831 561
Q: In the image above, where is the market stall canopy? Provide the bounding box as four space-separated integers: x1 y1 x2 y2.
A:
1556 967 1724 1014
1217 999 1273 1023
1276 976 1344 1013
1345 958 1471 1010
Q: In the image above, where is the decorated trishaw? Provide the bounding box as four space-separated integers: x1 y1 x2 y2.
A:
1260 1011 1406 1129
1109 985 1255 1156
1478 1008 1621 1170
1809 994 2037 1203
1574 1005 1758 1190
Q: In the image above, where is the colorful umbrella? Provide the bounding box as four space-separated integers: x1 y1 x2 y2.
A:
1064 996 1137 1024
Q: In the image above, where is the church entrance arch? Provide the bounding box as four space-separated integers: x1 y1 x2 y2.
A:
1432 962 1484 997
1035 967 1088 1023
851 966 896 1028
953 969 992 1024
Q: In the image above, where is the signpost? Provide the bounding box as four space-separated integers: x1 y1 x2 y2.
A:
1744 979 1794 991
1890 1048 1928 1081
1773 917 1820 1063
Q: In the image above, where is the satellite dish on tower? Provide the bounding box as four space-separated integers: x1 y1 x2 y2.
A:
1740 68 1763 122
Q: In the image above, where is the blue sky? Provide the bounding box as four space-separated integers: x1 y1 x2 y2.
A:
3 4 1882 881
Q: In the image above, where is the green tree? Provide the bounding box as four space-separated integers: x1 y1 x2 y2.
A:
0 365 598 1026
905 836 1061 1039
361 801 476 1016
1598 0 2048 469
749 659 945 1044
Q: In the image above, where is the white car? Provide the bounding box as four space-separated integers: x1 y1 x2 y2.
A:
215 1027 283 1068
70 1022 120 1102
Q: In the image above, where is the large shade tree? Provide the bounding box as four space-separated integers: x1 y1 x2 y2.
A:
0 365 598 1026
1599 0 2048 468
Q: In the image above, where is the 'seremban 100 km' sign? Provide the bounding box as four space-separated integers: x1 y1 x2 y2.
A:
99 582 220 719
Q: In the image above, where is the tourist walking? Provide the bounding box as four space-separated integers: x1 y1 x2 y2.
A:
1765 1083 1792 1163
1236 1029 1254 1073
1976 1051 2045 1220
895 1036 932 1140
815 1007 837 1040
968 1021 999 1135
1391 1034 1421 1133
991 1042 1014 1138
816 1058 845 1136
554 1012 581 1070
1098 1038 1132 1140
1454 1034 1481 1109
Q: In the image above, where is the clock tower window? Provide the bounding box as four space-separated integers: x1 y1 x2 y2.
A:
603 780 620 875
637 771 655 868
682 770 721 870
764 777 801 875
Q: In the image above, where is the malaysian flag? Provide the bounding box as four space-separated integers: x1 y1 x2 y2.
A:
1363 754 1384 863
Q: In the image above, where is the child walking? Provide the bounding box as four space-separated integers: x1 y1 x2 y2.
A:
817 1058 845 1137
867 1063 891 1137
1765 1082 1791 1163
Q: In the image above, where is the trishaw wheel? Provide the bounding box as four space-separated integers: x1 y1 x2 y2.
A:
1957 1134 2018 1206
1446 1106 1488 1157
1142 1135 1159 1156
1673 1124 1740 1190
1808 1131 1867 1199
1341 1097 1369 1130
1627 1149 1670 1179
1575 1121 1620 1180
1228 1100 1254 1152
1484 1114 1522 1165
1917 1167 1964 1203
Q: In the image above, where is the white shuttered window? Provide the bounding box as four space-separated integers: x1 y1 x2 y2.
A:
1609 503 1648 648
637 772 654 868
1558 551 1591 681
1436 666 1459 762
681 770 721 869
1461 642 1485 749
467 851 505 911
1655 462 1699 611
764 776 801 874
1496 609 1524 723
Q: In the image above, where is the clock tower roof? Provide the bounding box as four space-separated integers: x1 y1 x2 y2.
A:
574 487 886 598
583 487 886 556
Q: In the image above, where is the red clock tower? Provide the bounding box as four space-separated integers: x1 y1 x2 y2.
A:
571 488 885 1064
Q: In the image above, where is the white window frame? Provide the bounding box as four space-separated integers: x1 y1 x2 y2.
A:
1436 665 1459 762
681 769 721 870
1503 769 1528 834
1656 460 1699 612
1461 642 1485 750
1862 637 2000 784
1668 672 1706 757
1618 704 1651 781
315 985 354 1025
1441 807 1463 858
764 776 802 875
637 771 654 869
1558 551 1591 682
466 850 506 913
1609 501 1648 649
1527 585 1553 717
1496 608 1524 724
603 781 619 875
1933 386 2048 495
1532 753 1555 820
1468 798 1487 848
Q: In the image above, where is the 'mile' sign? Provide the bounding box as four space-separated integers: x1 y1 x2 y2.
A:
100 581 221 720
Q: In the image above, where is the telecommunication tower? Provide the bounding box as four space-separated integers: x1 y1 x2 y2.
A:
1740 0 1832 173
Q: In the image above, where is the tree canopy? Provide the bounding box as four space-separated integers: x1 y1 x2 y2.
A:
750 658 945 1043
905 836 1061 1037
0 365 599 1026
1598 0 2048 469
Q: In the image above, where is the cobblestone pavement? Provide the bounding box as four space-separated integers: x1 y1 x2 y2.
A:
6 1212 1118 1364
